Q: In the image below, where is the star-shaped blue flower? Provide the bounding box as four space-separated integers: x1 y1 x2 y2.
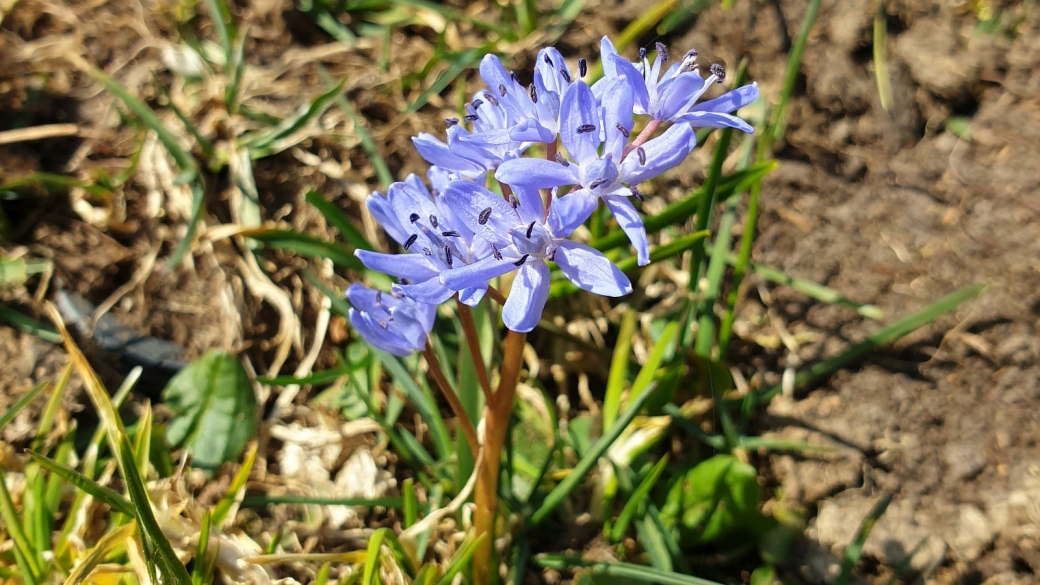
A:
438 181 631 332
347 283 435 356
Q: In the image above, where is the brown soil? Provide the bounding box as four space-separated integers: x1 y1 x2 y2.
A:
1 0 1038 583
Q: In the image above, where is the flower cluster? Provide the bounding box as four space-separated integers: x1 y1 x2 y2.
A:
347 37 758 353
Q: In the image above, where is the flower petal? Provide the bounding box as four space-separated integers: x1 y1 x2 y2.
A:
496 158 576 189
690 82 760 115
478 54 528 119
601 78 635 160
657 72 708 119
458 284 487 307
620 124 696 184
355 250 440 281
607 54 650 113
412 133 485 176
603 195 649 266
441 254 518 291
502 261 550 332
511 185 546 225
366 193 408 245
443 180 517 247
559 81 601 165
549 188 598 237
349 309 415 356
672 111 754 133
553 240 632 297
395 277 455 305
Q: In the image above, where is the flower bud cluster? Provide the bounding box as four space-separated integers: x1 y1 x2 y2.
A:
348 37 758 355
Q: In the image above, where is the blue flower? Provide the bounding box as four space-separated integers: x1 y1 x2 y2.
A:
356 173 490 306
438 181 632 332
346 283 435 357
495 79 698 266
597 37 759 131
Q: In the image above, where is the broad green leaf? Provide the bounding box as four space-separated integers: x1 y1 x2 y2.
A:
660 454 761 545
163 350 257 469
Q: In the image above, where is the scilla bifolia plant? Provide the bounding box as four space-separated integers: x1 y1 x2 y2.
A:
349 37 757 583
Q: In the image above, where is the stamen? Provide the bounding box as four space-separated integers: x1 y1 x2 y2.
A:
478 207 493 225
444 246 453 267
578 58 587 78
423 247 432 256
510 72 519 84
483 92 499 106
543 54 553 66
630 186 644 202
656 42 669 62
526 221 535 238
637 147 647 165
555 153 570 167
464 114 479 122
710 63 726 82
498 83 508 97
409 213 420 223
513 254 529 266
429 215 439 228
529 83 538 103
491 244 503 260
403 234 418 250
679 49 699 74
560 67 571 83
589 178 609 189
509 195 518 209
639 47 647 60
375 290 383 305
472 98 484 109
445 117 459 127
442 230 461 237
378 320 389 330
615 123 630 138
577 124 596 134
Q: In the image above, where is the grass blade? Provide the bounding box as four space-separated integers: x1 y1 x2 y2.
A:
533 556 725 585
602 310 637 430
748 260 884 319
528 383 658 528
240 79 346 158
0 380 48 433
745 283 985 407
0 467 43 582
241 494 404 508
768 0 823 144
26 450 135 516
0 304 61 343
374 350 453 462
119 435 194 584
610 454 669 543
872 0 893 111
211 442 258 528
305 191 375 252
551 230 710 297
835 493 894 585
590 161 776 253
241 227 364 270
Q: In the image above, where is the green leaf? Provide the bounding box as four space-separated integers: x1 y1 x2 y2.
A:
162 350 257 469
660 455 761 545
